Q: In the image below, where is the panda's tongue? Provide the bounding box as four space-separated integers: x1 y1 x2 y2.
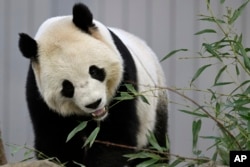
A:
91 107 106 118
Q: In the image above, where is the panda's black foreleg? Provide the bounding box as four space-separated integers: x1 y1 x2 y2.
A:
153 92 169 163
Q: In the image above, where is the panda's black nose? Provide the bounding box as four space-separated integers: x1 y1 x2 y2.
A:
85 98 102 109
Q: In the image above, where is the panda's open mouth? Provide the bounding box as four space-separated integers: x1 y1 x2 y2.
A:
91 107 108 120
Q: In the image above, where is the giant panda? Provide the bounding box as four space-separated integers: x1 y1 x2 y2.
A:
18 3 168 167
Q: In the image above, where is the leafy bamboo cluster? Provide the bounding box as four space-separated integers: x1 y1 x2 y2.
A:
160 0 250 166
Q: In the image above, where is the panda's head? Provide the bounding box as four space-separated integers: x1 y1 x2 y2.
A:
18 3 123 120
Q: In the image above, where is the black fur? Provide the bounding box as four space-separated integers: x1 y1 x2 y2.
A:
89 65 106 82
61 80 74 98
18 33 38 60
72 3 95 33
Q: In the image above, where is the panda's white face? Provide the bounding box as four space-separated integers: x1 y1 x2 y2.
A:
29 16 123 119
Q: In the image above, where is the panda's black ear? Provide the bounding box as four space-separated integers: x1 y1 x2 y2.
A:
72 3 95 33
18 33 38 60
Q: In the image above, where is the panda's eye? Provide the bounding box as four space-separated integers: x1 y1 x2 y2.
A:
61 80 74 98
89 65 106 82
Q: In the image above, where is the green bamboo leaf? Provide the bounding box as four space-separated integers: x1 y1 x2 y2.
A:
137 158 159 167
239 112 250 120
206 0 210 10
192 119 202 149
203 43 222 61
179 109 208 118
147 131 164 152
230 80 250 95
113 92 134 101
213 82 234 86
83 126 100 148
225 114 238 122
165 134 170 150
66 121 88 143
124 152 160 161
194 29 216 35
208 89 217 100
243 85 250 95
215 102 221 117
199 16 225 24
237 42 250 71
220 0 226 4
160 49 188 62
140 95 150 105
238 33 243 43
125 84 137 94
217 146 229 164
168 158 184 167
214 65 227 85
150 163 169 167
191 64 212 85
235 65 240 76
228 1 249 24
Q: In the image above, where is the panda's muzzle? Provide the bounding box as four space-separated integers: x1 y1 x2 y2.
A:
85 99 108 120
91 107 108 120
85 98 102 109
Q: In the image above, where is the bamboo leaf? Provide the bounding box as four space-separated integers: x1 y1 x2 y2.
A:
137 158 159 167
213 82 234 86
179 109 208 118
228 1 249 24
124 152 160 161
237 42 250 71
235 65 240 76
214 65 227 85
194 29 216 35
83 126 100 148
199 16 225 24
215 102 221 117
125 84 137 94
220 0 226 4
206 0 211 10
208 89 217 100
203 43 222 61
113 92 134 101
160 49 188 62
191 64 211 85
238 33 243 43
230 80 250 95
192 119 202 149
140 95 150 105
168 158 184 167
147 131 164 152
66 121 88 142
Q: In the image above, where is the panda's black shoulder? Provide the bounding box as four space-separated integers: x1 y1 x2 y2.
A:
108 29 137 84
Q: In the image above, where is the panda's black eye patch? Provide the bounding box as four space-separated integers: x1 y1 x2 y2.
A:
89 65 106 82
61 80 74 98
